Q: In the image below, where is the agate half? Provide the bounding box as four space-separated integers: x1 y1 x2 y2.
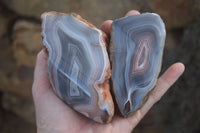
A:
41 12 114 123
110 13 166 117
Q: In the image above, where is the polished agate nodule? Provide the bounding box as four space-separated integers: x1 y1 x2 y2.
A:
41 12 114 123
41 11 166 122
110 13 166 117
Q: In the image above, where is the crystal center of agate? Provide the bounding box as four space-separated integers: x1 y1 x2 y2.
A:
41 12 166 123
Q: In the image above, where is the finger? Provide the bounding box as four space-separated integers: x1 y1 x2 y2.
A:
127 62 185 127
150 62 185 103
125 10 140 16
100 20 113 36
100 10 140 36
32 50 51 99
34 50 48 80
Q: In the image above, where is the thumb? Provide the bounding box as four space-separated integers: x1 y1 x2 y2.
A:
32 50 51 100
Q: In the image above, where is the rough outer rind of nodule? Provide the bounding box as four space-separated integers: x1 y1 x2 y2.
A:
110 13 166 117
41 11 114 123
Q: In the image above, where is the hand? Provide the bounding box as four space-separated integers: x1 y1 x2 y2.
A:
32 10 185 133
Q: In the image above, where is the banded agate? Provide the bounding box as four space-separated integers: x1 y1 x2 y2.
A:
41 12 114 123
110 13 166 117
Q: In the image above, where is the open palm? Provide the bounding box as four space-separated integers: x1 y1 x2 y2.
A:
32 10 185 133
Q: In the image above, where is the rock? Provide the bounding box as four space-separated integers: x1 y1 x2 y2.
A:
146 0 200 29
0 20 42 98
165 31 182 49
0 14 10 37
1 92 35 124
1 0 71 18
12 20 42 67
11 20 42 97
41 12 114 123
110 13 166 117
2 0 200 29
1 0 139 27
133 108 166 133
0 4 16 37
0 98 36 133
0 9 19 97
0 5 17 83
71 0 137 27
0 36 17 95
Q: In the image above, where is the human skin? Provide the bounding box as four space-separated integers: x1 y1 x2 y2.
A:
32 10 185 133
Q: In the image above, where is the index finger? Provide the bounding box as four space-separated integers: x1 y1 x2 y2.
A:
100 10 140 36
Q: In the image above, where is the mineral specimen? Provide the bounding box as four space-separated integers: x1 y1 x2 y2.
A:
41 12 114 123
41 11 166 123
110 13 166 117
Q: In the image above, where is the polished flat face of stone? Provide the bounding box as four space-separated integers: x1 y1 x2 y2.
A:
110 13 166 117
41 12 114 123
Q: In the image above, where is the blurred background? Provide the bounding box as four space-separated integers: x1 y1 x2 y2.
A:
0 0 199 133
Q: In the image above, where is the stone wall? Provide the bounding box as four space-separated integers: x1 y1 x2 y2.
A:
0 0 199 133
